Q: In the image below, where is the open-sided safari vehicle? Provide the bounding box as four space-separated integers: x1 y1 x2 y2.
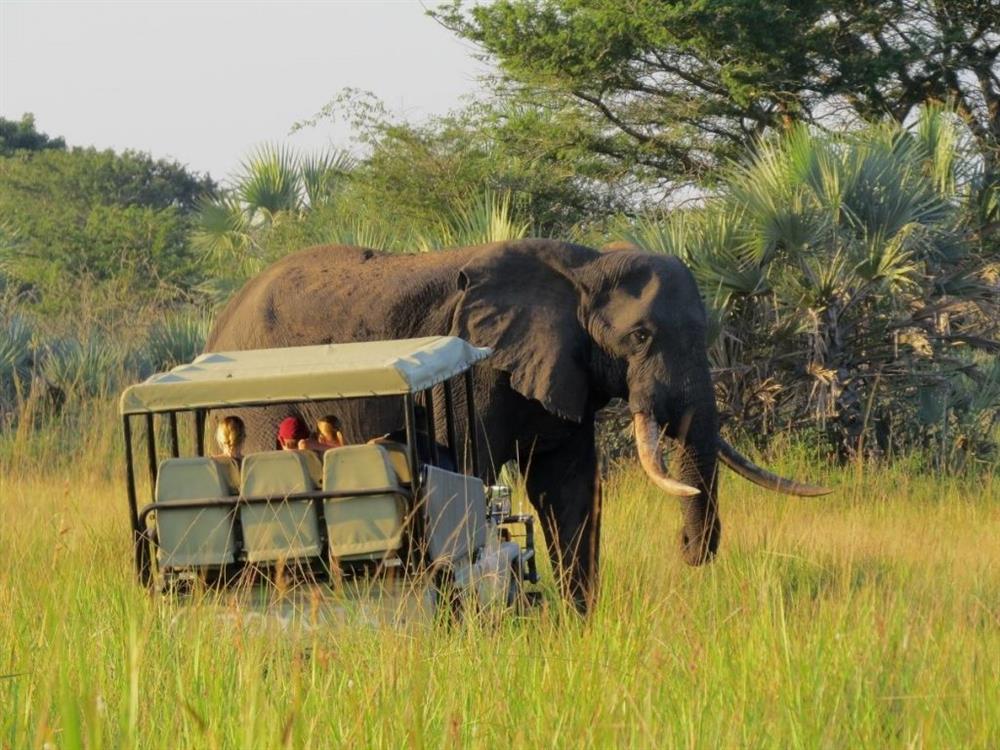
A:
119 336 538 615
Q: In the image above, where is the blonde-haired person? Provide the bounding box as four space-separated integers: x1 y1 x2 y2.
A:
215 416 246 464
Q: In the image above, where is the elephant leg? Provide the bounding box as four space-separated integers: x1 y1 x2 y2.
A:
522 425 602 613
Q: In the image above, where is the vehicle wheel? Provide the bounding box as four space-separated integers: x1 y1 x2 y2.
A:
508 560 533 613
432 567 464 622
160 573 193 598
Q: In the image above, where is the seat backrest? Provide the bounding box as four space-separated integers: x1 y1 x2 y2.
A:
368 439 412 485
323 444 398 492
421 466 487 563
241 450 321 497
154 457 239 569
238 451 322 564
156 457 238 502
322 445 406 561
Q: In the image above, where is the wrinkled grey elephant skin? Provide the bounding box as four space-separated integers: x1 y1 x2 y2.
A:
207 239 814 611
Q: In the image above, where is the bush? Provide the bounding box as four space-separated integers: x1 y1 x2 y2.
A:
41 336 126 401
0 311 34 411
141 309 212 374
0 144 214 314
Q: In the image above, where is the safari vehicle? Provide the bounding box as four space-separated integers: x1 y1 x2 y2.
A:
118 336 538 614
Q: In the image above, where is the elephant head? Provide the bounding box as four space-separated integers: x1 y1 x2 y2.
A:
452 240 828 566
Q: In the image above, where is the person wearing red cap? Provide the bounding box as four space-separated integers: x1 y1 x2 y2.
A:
277 416 310 450
277 415 339 453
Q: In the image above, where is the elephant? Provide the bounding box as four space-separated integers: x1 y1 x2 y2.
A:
206 239 828 611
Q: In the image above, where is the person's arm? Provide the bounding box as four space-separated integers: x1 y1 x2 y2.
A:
298 437 330 452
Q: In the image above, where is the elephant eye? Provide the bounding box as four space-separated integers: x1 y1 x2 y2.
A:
629 329 650 347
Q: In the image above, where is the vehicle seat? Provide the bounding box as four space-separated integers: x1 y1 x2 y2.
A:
369 439 412 485
422 465 487 564
239 451 322 563
154 457 239 568
322 445 406 560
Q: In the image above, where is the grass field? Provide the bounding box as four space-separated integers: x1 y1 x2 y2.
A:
2 455 999 748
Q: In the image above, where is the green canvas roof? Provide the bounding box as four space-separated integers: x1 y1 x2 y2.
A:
119 336 492 414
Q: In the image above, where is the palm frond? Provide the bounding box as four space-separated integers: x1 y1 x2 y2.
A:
422 191 530 250
0 312 35 405
190 195 262 276
142 309 212 374
322 215 404 252
235 143 303 217
301 149 356 208
41 336 125 399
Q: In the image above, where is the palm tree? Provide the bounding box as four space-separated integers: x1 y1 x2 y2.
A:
192 144 354 276
417 191 531 251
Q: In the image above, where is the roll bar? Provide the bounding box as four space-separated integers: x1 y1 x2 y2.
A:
122 365 484 582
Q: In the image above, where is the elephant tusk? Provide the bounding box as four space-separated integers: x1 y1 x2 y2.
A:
633 412 701 497
717 439 832 496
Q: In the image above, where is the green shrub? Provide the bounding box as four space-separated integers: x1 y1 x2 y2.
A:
0 311 35 410
0 145 213 314
41 336 127 401
141 309 212 374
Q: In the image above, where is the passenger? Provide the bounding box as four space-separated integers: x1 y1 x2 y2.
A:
215 416 246 463
277 416 310 450
296 414 345 453
371 405 456 471
314 414 346 449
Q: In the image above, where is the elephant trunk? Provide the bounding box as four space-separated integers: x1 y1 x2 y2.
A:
633 410 720 566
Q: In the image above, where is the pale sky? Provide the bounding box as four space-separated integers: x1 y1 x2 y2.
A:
0 0 490 180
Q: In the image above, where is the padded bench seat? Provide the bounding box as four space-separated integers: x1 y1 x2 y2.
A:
155 447 413 571
322 444 407 561
368 439 413 485
154 457 239 568
239 450 323 564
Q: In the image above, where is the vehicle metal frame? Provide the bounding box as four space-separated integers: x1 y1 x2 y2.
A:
122 367 539 590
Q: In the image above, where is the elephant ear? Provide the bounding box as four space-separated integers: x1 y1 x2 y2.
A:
451 244 590 423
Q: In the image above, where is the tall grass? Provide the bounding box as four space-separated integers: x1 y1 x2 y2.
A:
2 457 997 748
0 306 211 474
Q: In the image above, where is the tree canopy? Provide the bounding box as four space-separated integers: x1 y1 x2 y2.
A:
0 137 215 313
438 0 1000 185
0 113 66 156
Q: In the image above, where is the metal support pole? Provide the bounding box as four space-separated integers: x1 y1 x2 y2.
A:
168 412 179 458
195 410 206 457
403 394 419 495
123 416 143 578
424 388 439 465
145 413 158 503
442 379 458 470
191 411 200 455
464 368 480 477
402 393 425 566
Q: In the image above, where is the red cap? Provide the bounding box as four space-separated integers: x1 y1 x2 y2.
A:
277 416 309 446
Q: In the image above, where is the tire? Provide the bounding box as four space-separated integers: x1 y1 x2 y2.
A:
431 566 464 622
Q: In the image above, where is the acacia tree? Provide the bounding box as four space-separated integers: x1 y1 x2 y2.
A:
437 0 1000 185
